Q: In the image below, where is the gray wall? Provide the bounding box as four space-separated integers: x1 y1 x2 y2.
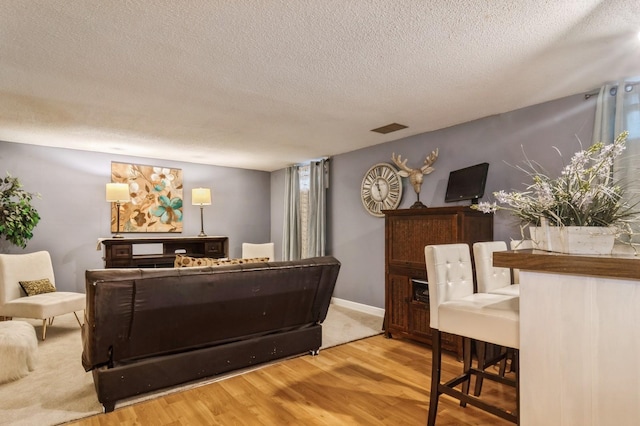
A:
0 142 271 292
270 93 598 308
1 92 598 309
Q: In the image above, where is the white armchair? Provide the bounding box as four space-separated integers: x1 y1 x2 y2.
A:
0 251 85 340
241 242 275 261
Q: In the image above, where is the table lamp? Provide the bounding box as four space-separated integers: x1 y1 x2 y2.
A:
192 188 211 237
106 183 130 238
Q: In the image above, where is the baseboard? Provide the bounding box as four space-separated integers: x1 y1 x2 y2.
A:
330 297 384 318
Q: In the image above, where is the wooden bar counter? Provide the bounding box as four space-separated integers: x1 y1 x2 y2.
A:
494 248 640 426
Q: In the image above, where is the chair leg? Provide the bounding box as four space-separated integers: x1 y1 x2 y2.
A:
460 337 472 407
474 341 486 396
73 311 82 327
427 329 442 426
498 347 509 376
475 344 512 397
41 319 47 340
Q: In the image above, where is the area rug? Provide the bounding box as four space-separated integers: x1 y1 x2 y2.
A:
0 303 383 426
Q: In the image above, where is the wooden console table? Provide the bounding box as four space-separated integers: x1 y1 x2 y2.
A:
494 248 640 426
100 236 229 268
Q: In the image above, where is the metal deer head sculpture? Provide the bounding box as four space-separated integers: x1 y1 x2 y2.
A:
391 149 439 208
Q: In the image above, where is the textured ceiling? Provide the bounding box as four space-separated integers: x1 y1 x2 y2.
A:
1 1 640 171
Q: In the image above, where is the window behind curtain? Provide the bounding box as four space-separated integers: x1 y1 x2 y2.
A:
299 164 310 259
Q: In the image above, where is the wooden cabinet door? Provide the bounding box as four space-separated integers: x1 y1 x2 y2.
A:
385 274 410 335
409 301 432 339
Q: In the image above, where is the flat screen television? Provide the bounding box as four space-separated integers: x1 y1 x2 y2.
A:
444 162 489 204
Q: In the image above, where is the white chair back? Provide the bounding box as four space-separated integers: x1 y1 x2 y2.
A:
241 242 275 261
424 243 475 330
473 241 511 293
0 251 56 308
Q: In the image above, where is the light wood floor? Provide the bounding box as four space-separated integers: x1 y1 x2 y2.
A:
67 335 516 425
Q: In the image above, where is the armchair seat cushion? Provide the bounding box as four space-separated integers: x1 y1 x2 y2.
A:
1 292 85 319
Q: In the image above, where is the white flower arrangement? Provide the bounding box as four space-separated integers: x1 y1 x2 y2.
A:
473 131 638 229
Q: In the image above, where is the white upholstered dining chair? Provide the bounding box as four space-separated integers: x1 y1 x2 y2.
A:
241 242 275 261
0 251 85 340
472 240 523 394
473 241 519 296
425 243 519 425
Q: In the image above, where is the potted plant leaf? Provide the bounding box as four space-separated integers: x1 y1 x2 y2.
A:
0 173 41 248
473 131 639 254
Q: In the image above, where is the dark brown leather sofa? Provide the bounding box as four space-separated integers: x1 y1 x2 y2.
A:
81 256 340 412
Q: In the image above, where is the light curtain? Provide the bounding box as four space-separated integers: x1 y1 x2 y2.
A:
307 159 327 257
282 159 328 260
593 77 640 242
282 165 301 260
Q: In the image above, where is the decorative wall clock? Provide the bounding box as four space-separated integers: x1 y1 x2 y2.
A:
361 163 403 217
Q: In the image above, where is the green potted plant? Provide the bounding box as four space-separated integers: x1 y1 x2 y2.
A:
0 173 41 248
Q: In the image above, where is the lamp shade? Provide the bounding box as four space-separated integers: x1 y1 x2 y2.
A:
106 183 130 202
192 188 211 205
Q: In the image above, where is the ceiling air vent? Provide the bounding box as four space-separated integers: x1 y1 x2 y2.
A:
370 123 408 134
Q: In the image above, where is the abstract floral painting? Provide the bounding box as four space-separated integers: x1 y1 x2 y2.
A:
110 162 183 233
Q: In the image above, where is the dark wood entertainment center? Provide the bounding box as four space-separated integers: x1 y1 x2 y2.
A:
100 236 229 268
383 206 493 358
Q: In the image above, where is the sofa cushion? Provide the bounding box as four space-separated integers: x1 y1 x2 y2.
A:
174 255 270 268
19 278 56 296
